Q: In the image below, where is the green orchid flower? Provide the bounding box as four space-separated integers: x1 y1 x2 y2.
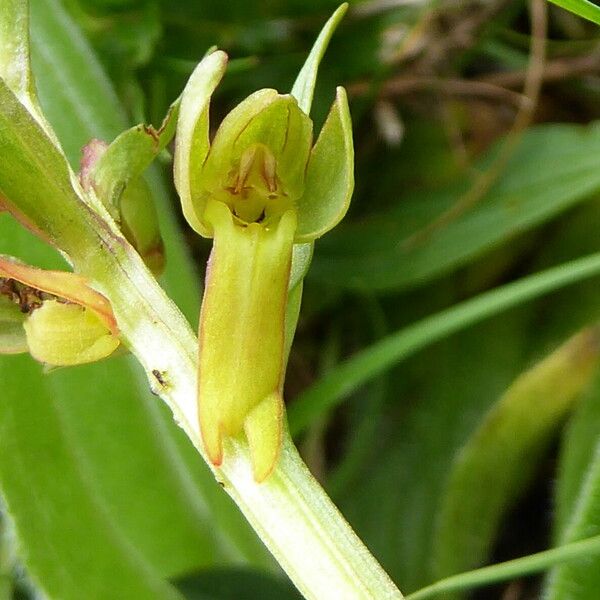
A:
174 5 353 481
0 256 120 366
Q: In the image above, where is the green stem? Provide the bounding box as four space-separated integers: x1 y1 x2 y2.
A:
407 534 600 600
81 223 402 600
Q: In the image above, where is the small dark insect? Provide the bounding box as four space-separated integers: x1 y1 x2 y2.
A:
152 369 167 387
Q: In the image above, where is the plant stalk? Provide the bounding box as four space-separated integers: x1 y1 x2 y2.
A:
81 222 402 600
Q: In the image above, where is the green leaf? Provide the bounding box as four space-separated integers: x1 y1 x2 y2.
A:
310 123 600 292
0 0 36 106
0 354 184 600
335 306 530 592
546 453 600 598
552 379 600 542
431 328 600 590
290 3 348 115
29 0 128 162
175 568 301 600
548 0 600 25
296 87 354 242
289 250 600 436
0 79 98 258
407 533 600 600
544 378 600 598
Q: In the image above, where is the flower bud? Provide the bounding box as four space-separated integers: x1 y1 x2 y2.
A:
0 256 119 366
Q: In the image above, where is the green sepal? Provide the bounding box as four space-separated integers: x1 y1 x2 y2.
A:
198 200 295 479
295 87 354 242
23 300 120 366
173 50 228 236
82 98 180 210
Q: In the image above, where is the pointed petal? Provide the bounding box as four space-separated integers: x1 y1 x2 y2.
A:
173 50 228 236
244 392 283 482
296 87 354 241
291 3 348 114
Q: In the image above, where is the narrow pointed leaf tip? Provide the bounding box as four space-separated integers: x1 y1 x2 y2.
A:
0 256 120 365
548 0 600 26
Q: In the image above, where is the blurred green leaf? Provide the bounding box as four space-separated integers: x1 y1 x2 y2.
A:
544 378 600 598
0 354 184 600
548 0 600 25
408 533 600 600
546 441 600 598
310 123 600 293
175 568 301 600
29 0 128 161
431 327 600 592
553 379 600 542
0 0 36 106
338 311 530 592
289 249 600 436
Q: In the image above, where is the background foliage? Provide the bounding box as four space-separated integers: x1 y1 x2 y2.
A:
1 0 600 598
